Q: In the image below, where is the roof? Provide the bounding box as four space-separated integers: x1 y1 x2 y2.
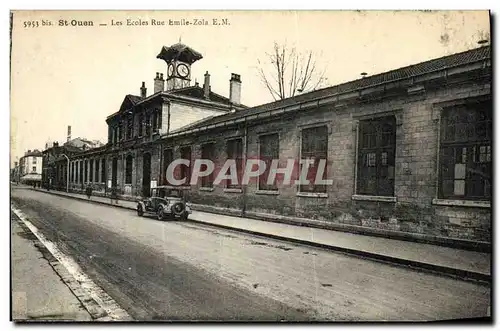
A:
64 145 84 153
127 94 142 104
157 43 203 64
107 85 246 121
167 85 248 107
176 45 491 133
120 94 142 111
23 150 43 157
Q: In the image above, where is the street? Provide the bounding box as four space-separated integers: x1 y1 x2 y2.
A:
11 187 490 321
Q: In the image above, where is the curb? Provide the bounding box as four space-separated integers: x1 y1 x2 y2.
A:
26 188 491 284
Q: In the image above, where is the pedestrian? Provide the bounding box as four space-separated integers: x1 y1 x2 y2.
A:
85 184 93 200
110 186 118 205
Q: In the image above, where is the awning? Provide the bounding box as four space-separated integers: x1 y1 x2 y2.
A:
21 174 42 181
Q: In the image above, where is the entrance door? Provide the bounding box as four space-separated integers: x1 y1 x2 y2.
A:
142 153 151 197
111 157 118 187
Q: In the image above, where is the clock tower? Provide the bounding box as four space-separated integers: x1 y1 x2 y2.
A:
157 43 203 91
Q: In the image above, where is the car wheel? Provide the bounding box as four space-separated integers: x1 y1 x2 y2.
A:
137 205 144 216
172 203 185 216
157 208 165 221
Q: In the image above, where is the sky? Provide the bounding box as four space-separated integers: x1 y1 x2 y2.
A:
10 10 490 166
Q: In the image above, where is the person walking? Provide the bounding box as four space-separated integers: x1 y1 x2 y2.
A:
85 184 93 200
110 186 119 205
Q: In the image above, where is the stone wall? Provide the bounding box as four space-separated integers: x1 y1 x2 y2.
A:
163 79 491 244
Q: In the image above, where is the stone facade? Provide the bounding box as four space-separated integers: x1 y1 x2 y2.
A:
160 47 492 244
43 44 492 245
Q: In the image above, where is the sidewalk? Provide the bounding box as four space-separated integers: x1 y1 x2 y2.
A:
11 213 92 321
30 187 491 282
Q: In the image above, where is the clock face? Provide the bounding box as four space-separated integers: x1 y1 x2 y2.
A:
177 63 190 78
167 64 174 77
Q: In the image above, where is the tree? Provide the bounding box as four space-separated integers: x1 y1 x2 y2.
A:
257 42 328 101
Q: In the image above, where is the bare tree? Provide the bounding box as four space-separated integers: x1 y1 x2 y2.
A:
257 42 328 101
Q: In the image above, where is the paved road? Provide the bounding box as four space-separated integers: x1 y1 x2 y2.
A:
11 187 490 321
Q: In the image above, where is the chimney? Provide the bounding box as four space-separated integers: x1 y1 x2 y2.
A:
203 71 210 99
154 72 165 93
140 81 147 98
229 73 242 105
67 125 72 142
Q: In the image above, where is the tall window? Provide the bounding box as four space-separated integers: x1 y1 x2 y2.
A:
125 155 133 184
79 161 84 183
32 157 37 164
138 113 144 136
145 114 151 136
84 160 88 183
118 124 122 141
95 159 100 182
180 146 192 185
439 100 491 200
300 126 328 193
157 110 162 130
126 116 133 139
89 160 94 182
152 111 157 131
32 166 36 172
357 116 396 196
101 159 106 183
259 134 279 191
201 143 215 188
162 149 173 185
226 138 243 189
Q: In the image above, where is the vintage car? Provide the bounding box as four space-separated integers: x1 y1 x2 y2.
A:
136 186 191 221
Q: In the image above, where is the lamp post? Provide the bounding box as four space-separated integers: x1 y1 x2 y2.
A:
61 154 70 192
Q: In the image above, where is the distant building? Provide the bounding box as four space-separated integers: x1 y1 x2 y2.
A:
65 137 104 150
10 161 20 183
19 149 43 186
